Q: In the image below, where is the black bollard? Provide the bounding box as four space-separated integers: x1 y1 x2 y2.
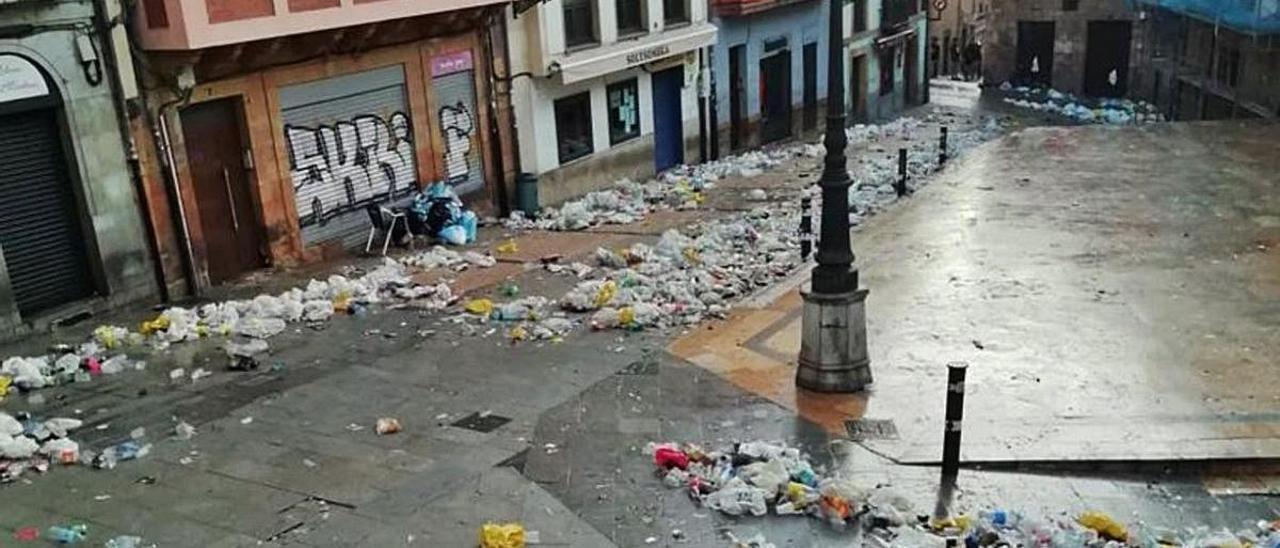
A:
939 126 949 165
941 361 968 477
799 195 813 260
896 148 908 197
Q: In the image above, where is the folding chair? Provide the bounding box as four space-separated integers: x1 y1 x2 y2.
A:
365 204 407 256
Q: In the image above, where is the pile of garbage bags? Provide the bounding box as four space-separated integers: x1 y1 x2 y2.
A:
407 182 478 245
646 440 1280 548
998 83 1164 125
0 410 92 482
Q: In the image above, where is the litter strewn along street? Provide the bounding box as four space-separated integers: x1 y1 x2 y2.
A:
0 76 1277 546
3 0 1280 541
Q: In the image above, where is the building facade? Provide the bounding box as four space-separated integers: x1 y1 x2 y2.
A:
130 0 517 295
708 0 830 156
843 0 928 122
984 0 1147 97
927 0 992 78
505 0 717 206
0 0 159 338
1132 0 1279 120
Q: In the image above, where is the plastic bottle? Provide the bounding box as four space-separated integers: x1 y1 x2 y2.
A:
47 524 88 543
105 535 148 548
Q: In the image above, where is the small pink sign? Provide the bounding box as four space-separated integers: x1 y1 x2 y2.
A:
432 51 474 77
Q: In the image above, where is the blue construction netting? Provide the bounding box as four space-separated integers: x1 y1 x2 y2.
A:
1132 0 1280 34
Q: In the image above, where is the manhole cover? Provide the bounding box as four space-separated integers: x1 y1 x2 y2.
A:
451 412 512 433
844 419 899 441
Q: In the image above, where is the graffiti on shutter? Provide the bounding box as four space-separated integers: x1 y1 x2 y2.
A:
280 65 418 248
431 51 485 196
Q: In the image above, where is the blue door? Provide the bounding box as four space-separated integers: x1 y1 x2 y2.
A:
651 67 684 172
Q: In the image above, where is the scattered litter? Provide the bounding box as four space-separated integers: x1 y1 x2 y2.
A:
303 458 318 468
1000 84 1164 124
375 417 402 435
479 522 525 548
14 527 39 541
46 524 87 544
190 367 212 381
94 494 111 501
174 421 196 440
240 417 254 425
104 535 153 548
496 239 519 254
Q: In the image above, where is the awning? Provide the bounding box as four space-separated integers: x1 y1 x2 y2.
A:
555 23 717 84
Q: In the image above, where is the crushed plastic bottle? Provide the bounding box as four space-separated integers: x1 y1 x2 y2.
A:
104 535 152 548
46 524 88 544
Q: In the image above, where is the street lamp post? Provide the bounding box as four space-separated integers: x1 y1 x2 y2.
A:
796 0 872 392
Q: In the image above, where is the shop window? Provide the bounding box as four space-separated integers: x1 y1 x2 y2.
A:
664 0 688 26
563 0 597 48
879 49 895 96
555 92 594 163
607 79 640 145
617 0 645 36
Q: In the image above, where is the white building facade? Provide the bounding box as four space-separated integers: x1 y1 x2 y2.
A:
843 0 928 122
506 0 717 205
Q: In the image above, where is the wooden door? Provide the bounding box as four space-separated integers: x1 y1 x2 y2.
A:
180 99 263 284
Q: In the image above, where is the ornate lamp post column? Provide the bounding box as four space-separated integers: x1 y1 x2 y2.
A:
796 0 872 392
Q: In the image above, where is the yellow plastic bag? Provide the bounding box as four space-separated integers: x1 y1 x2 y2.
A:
593 281 617 308
479 522 525 548
0 375 11 400
496 239 519 254
465 298 495 316
1077 511 1128 541
508 325 528 342
618 306 636 327
139 315 170 336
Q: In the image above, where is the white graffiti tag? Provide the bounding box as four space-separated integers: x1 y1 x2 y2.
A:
285 112 416 227
438 102 474 184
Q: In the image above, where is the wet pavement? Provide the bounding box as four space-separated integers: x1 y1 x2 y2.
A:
0 87 1277 546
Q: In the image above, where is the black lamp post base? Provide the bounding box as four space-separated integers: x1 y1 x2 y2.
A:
796 287 872 392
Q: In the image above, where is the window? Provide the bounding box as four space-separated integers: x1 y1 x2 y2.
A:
563 0 596 48
852 0 867 33
1062 0 1079 10
879 48 895 96
616 0 644 36
607 79 640 145
663 0 688 25
555 92 594 163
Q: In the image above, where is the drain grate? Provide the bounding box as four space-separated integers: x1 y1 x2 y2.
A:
451 412 512 433
844 419 899 441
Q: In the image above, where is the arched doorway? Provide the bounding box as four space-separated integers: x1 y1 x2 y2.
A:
0 54 97 317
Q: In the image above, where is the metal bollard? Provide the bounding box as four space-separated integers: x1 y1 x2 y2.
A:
896 148 908 197
939 126 949 165
941 361 968 477
799 195 813 260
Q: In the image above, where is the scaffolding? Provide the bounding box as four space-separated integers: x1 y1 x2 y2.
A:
1132 0 1280 35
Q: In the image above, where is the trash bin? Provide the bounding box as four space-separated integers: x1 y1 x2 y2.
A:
516 172 538 219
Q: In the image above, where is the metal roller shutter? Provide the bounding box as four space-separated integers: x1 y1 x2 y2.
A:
433 68 485 196
0 109 94 316
280 65 418 249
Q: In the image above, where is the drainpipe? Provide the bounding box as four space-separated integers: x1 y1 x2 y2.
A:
697 47 708 163
482 7 513 216
153 96 201 297
90 0 172 301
